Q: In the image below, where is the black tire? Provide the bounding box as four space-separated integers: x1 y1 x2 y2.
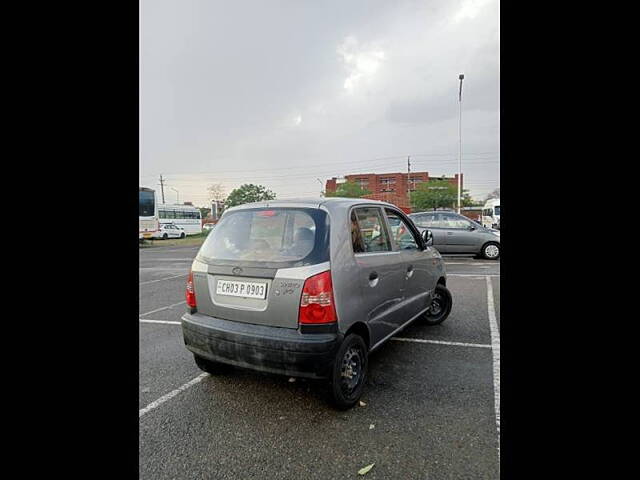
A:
162 233 168 240
180 232 185 238
481 242 500 260
328 334 368 410
194 354 231 374
422 284 453 326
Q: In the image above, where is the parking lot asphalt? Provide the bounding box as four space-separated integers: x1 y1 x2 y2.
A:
139 246 500 479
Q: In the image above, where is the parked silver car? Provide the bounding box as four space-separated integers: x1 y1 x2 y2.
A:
181 198 452 409
409 211 501 260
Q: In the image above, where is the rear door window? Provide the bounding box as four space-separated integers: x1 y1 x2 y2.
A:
351 207 391 253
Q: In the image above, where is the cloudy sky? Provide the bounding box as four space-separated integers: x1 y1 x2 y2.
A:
140 0 499 206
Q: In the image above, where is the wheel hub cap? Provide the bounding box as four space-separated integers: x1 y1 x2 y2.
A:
486 245 499 258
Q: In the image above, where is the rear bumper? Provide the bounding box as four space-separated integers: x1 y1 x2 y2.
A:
181 312 342 379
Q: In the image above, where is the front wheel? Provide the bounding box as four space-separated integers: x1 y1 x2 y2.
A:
328 334 368 410
481 242 500 260
162 233 168 240
180 232 185 238
422 284 453 325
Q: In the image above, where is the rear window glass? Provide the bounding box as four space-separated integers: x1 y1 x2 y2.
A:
198 208 322 263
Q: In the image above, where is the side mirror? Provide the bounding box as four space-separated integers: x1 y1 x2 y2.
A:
421 229 433 247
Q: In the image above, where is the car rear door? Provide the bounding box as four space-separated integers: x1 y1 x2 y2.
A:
385 208 436 322
439 213 479 253
191 207 329 330
350 206 405 342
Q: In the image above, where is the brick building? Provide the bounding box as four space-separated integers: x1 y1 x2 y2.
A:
325 172 463 213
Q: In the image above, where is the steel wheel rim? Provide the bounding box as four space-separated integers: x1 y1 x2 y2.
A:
340 346 363 395
485 244 499 258
429 292 444 316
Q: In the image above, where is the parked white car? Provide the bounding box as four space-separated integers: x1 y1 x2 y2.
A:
152 223 186 240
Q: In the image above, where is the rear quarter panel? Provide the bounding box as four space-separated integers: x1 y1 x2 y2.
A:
323 205 368 340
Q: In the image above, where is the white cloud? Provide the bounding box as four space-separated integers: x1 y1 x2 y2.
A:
337 36 386 93
451 0 495 24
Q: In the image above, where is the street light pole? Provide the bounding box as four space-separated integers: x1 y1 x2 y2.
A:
457 73 464 214
170 187 180 204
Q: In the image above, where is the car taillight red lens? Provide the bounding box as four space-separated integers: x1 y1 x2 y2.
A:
298 270 337 324
185 271 197 308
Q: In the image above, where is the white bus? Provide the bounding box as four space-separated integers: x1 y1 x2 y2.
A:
139 187 159 240
158 203 202 235
482 198 500 230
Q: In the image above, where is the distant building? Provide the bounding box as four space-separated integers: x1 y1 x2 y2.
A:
325 172 463 213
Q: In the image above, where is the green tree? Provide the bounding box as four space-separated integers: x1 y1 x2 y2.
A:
225 184 276 208
325 181 371 198
411 179 478 209
198 207 211 219
410 180 458 210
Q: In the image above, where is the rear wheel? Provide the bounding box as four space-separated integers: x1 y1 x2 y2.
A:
328 334 368 410
180 232 185 238
162 233 168 240
422 284 453 325
193 354 231 374
481 242 500 260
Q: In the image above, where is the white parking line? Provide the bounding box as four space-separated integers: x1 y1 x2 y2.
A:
392 337 491 348
139 373 209 418
140 319 181 325
444 262 495 266
140 301 186 317
139 274 188 286
486 275 500 458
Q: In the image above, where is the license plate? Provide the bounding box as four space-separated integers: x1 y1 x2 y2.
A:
216 280 267 299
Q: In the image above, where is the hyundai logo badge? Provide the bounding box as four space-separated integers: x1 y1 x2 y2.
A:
232 267 242 275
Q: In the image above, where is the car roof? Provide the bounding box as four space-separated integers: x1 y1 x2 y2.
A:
409 210 458 215
224 197 398 213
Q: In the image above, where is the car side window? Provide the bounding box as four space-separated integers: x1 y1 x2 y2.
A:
412 213 436 227
439 214 471 229
352 207 391 253
385 209 419 250
350 211 365 253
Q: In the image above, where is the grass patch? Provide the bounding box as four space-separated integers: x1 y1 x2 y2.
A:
139 231 210 248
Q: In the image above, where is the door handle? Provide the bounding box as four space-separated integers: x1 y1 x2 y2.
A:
406 265 414 279
368 271 379 287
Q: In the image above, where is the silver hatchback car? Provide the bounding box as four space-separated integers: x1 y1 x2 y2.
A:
409 210 501 260
181 198 453 409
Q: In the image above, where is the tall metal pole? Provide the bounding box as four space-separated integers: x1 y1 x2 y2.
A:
407 156 411 211
457 74 464 214
170 187 180 204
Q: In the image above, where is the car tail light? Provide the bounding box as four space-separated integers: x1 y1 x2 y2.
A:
186 271 197 308
298 270 337 324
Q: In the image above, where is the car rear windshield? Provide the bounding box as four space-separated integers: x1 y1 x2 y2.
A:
197 207 329 267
